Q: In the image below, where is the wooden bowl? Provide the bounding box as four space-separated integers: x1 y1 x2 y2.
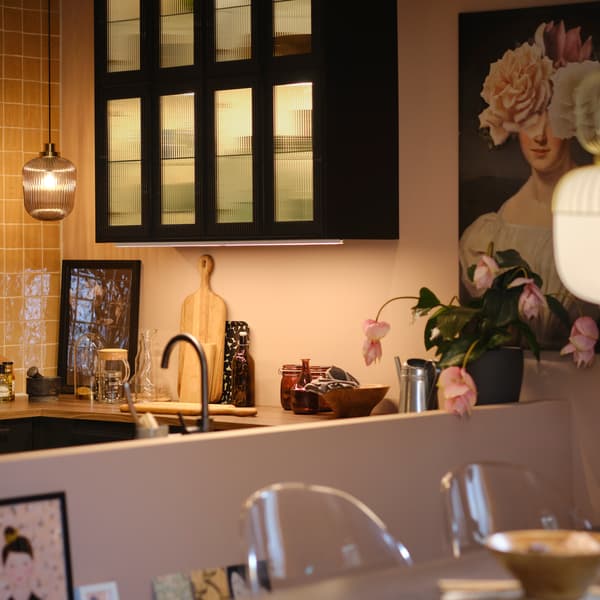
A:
484 529 600 600
319 384 389 418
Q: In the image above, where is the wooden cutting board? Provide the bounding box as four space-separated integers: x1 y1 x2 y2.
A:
119 401 257 417
179 255 227 403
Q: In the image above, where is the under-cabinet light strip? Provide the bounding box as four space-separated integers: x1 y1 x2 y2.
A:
114 239 345 248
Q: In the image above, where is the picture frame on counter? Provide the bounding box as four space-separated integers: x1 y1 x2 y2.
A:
57 260 141 394
0 491 73 600
75 580 120 600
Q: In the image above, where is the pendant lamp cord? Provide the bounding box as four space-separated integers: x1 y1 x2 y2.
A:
47 0 51 146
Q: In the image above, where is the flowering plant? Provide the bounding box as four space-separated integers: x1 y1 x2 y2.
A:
363 246 599 415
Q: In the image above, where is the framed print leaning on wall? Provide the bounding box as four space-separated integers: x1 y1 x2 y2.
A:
0 492 73 600
57 260 141 394
458 1 600 350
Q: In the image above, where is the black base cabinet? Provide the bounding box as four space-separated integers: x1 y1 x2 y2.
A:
0 419 34 454
0 418 136 454
33 418 136 450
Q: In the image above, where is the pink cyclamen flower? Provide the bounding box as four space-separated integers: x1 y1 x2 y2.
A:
560 316 599 368
437 366 477 417
508 277 547 320
362 319 391 366
473 255 499 290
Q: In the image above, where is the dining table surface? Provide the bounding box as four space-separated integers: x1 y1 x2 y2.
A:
257 550 515 600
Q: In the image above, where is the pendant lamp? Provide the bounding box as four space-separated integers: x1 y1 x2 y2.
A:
22 0 76 221
553 69 600 303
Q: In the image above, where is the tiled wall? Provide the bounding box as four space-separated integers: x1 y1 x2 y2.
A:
1 0 63 393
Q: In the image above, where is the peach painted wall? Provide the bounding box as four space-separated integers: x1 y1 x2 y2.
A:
61 0 595 406
0 0 62 392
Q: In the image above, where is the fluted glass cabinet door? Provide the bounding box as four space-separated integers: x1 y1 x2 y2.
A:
107 0 140 72
215 0 252 62
160 94 196 225
215 88 253 223
273 0 311 56
160 0 194 68
107 98 142 226
273 82 313 222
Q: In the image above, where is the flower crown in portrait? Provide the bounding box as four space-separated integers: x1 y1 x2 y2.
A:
478 20 600 147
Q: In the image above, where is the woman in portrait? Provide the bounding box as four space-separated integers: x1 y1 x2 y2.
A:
459 19 600 348
2 526 41 600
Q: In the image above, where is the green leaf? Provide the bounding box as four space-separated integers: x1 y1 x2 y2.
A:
495 249 530 270
467 264 476 282
512 320 540 360
481 287 520 327
546 295 571 331
435 307 477 340
415 287 440 311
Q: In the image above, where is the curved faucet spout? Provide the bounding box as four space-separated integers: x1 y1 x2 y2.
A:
160 333 210 433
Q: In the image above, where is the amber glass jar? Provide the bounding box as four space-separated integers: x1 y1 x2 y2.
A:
279 364 301 410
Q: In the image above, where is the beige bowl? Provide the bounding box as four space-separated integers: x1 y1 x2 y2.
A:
319 384 389 418
484 529 600 600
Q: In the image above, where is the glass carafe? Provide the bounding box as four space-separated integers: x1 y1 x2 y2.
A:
97 348 130 403
290 358 319 414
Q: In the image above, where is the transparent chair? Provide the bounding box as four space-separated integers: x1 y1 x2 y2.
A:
240 482 412 594
440 460 591 558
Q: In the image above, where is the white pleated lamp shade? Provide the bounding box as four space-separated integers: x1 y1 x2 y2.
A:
552 70 600 303
22 143 76 221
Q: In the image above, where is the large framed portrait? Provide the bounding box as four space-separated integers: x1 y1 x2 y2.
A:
57 260 141 394
458 1 600 349
0 492 73 600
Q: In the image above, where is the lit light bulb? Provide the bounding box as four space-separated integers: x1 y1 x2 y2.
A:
41 171 58 190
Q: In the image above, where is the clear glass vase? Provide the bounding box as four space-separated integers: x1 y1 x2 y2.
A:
132 328 158 401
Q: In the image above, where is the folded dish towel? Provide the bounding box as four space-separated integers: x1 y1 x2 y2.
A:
305 366 360 394
439 579 600 599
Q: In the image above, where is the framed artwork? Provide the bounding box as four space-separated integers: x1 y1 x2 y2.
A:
0 491 73 600
75 581 120 600
57 260 141 394
458 2 600 349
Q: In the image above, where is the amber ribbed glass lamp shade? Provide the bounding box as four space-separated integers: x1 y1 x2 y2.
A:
23 143 76 221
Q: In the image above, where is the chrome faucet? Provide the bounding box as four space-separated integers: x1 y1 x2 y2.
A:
161 333 210 433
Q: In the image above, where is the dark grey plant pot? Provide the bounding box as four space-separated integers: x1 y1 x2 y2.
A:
466 346 524 405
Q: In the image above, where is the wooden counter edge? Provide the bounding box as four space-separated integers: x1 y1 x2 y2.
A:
0 396 336 429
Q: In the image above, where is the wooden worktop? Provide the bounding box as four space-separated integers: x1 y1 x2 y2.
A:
0 395 336 429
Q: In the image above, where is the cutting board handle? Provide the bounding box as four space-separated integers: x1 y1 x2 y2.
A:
200 255 214 291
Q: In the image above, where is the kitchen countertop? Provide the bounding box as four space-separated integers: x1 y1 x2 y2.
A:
0 395 337 429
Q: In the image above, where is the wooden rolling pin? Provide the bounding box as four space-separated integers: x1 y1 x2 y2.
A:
120 401 257 417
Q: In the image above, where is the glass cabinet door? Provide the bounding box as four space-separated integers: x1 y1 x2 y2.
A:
107 98 142 226
214 88 253 223
215 0 252 62
273 82 313 222
107 0 140 72
273 0 311 56
160 93 196 225
160 0 194 68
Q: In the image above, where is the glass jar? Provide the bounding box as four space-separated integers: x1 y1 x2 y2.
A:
279 363 331 411
290 358 319 415
97 348 131 404
279 364 301 410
